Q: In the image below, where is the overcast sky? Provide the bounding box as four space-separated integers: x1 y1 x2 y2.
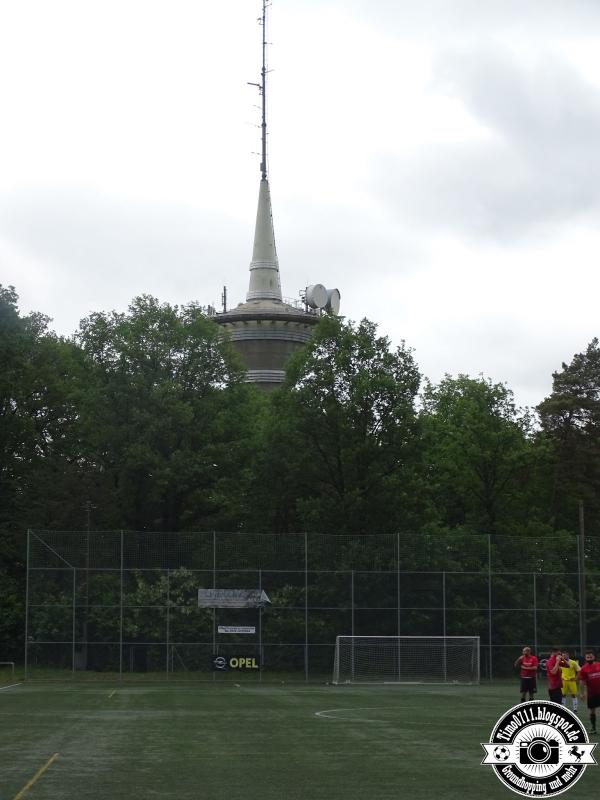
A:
2 0 600 410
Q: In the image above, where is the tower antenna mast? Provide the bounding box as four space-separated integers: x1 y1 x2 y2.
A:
249 0 270 181
260 0 268 181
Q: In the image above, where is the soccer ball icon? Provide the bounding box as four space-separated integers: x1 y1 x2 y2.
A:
494 746 510 761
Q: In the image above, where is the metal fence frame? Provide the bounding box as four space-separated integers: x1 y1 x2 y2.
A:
24 530 600 681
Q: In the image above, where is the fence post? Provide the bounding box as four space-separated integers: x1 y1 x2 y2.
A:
397 532 401 680
72 567 76 677
166 568 170 679
213 531 217 683
488 534 493 681
259 567 262 684
119 530 124 681
578 501 586 656
24 530 31 680
442 571 447 683
351 570 355 681
533 572 538 659
304 532 308 682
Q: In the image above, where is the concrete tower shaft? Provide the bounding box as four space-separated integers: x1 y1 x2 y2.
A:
246 178 282 302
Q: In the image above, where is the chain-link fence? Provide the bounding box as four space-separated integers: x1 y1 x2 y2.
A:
25 530 600 681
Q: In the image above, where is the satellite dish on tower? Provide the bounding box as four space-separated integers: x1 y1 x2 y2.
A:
325 288 341 315
305 284 328 309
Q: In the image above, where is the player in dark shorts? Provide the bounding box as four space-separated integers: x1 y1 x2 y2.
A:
546 646 564 704
578 650 600 735
515 646 539 701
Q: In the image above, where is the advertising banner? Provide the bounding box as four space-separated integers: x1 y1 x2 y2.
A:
212 655 261 671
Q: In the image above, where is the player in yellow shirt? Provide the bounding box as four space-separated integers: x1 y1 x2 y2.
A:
561 650 580 711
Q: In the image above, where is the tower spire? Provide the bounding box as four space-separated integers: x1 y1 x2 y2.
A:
246 0 282 303
215 0 338 392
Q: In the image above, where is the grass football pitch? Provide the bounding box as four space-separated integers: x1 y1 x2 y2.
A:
1 680 597 799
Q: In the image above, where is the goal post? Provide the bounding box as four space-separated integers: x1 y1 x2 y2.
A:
332 635 480 685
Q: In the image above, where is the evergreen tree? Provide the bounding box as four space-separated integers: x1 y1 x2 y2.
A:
538 338 600 533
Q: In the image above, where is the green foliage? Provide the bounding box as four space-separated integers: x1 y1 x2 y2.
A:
0 285 83 528
253 316 422 533
538 338 600 532
75 295 258 531
121 567 212 641
0 285 85 658
421 375 535 535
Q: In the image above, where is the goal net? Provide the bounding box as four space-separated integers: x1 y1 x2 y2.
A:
332 635 480 685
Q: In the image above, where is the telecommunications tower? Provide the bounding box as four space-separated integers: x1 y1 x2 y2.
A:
215 0 340 391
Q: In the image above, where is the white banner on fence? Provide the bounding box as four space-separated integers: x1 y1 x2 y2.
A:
198 589 270 608
218 626 256 634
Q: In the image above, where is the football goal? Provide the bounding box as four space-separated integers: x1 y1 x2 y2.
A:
332 635 480 685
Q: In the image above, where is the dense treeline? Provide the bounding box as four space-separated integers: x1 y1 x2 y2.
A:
1 284 599 658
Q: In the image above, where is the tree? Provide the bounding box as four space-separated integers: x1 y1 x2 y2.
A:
0 285 85 658
421 375 535 535
76 295 259 532
538 338 600 533
253 316 422 534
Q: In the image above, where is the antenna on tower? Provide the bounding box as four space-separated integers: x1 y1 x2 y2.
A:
247 0 270 181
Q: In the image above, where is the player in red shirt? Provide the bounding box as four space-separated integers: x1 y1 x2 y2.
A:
546 646 564 704
514 646 539 702
578 650 600 735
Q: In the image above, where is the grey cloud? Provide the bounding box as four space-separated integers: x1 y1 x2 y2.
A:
435 50 600 154
372 48 600 239
0 184 250 330
319 0 600 38
0 184 247 276
406 314 568 410
277 197 423 283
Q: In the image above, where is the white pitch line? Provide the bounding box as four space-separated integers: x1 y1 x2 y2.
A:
314 706 485 726
316 706 380 718
315 706 411 720
0 683 22 691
